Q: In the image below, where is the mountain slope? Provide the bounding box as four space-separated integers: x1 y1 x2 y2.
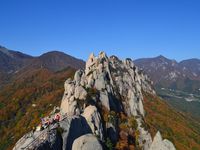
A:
144 92 200 150
134 56 200 94
0 45 86 150
12 52 200 150
0 67 76 150
0 46 32 73
26 51 85 72
134 55 178 84
135 56 200 119
0 46 85 88
179 59 200 80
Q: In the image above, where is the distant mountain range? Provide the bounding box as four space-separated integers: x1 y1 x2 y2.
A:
1 45 199 93
1 45 199 94
135 55 200 94
0 46 85 87
0 45 85 73
135 55 200 118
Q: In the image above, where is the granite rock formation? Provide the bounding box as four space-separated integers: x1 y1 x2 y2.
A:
13 52 175 150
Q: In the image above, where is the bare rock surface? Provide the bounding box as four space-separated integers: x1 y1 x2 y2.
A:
150 131 176 150
14 52 175 150
72 134 103 150
82 105 104 140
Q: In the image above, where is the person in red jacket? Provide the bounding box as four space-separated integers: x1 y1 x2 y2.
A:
54 113 61 122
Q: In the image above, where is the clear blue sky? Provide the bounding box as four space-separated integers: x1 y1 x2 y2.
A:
0 0 200 61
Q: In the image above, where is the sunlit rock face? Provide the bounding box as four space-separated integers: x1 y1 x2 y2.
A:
60 52 159 149
72 134 103 150
14 52 175 150
60 52 155 117
150 131 176 150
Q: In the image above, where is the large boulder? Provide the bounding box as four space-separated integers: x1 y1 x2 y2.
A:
74 70 83 85
60 79 78 115
60 95 78 116
150 131 176 150
74 86 87 100
60 116 92 150
72 134 103 150
94 72 106 90
82 105 104 140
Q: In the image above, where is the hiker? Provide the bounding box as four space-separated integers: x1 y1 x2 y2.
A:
41 117 48 129
36 123 42 131
41 118 45 125
54 113 61 122
32 127 35 132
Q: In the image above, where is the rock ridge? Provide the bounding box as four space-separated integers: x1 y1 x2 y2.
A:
13 52 175 150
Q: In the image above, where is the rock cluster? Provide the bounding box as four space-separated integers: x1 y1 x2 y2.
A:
150 132 176 150
13 52 175 150
61 52 155 117
72 134 103 150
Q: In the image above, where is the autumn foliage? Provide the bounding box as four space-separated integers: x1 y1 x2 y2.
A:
143 92 200 150
0 67 75 150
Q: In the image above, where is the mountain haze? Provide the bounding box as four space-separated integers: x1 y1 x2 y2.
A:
135 55 200 93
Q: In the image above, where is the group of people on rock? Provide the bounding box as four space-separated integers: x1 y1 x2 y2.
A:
35 113 61 131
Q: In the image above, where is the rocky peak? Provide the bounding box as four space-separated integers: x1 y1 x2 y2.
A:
156 55 167 60
61 52 155 117
13 52 175 150
150 132 176 150
59 52 159 149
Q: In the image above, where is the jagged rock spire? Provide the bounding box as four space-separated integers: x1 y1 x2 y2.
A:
150 131 176 150
14 52 175 150
60 52 155 117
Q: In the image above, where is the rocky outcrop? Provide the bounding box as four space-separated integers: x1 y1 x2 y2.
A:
60 52 155 117
14 52 175 150
137 117 153 150
13 116 92 150
13 123 62 150
72 134 103 150
60 116 92 150
150 132 176 150
82 105 104 140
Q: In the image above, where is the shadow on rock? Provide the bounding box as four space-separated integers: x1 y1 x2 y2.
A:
62 116 92 150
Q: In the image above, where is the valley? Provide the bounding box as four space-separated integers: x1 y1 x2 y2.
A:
156 87 200 119
135 55 200 120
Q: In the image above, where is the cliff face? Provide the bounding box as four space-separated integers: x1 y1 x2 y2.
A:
61 52 155 116
13 52 176 150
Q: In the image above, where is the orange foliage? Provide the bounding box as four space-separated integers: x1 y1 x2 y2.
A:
143 92 200 150
0 68 75 150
